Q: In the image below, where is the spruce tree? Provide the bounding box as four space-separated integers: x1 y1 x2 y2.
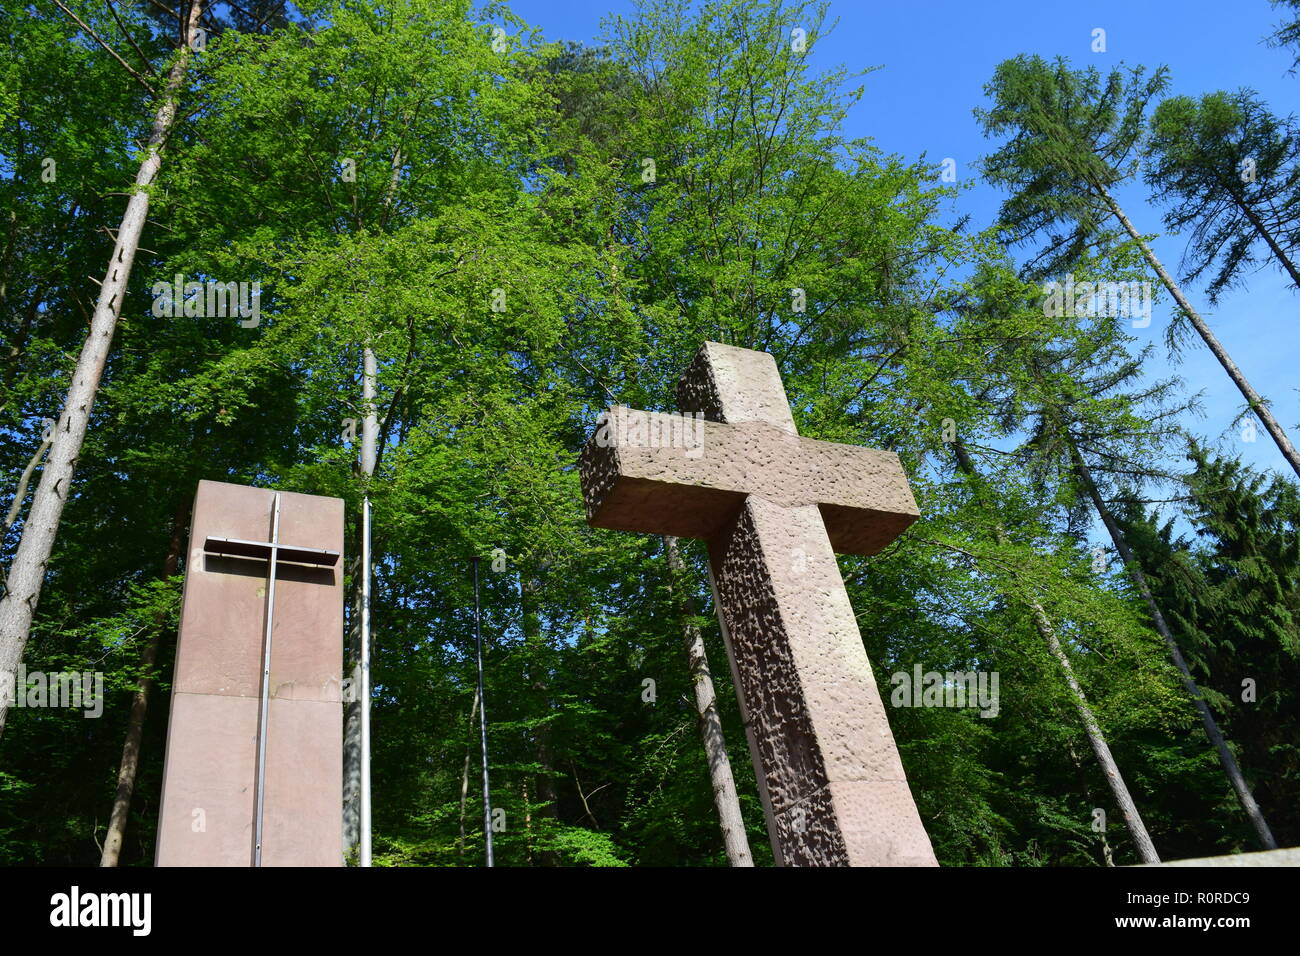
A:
1145 90 1300 299
977 54 1300 479
1121 448 1300 845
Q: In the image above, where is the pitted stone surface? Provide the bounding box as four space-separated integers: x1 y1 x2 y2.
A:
580 407 918 555
677 341 799 433
710 497 930 866
578 341 937 867
709 500 827 816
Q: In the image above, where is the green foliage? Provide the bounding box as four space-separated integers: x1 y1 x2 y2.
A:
1121 448 1300 845
1145 90 1300 301
1268 0 1300 72
976 54 1168 279
1 0 1295 868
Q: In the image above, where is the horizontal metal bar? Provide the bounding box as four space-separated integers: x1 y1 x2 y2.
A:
203 536 340 567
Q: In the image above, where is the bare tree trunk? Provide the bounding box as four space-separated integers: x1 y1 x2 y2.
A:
952 441 1160 863
343 344 379 860
3 437 51 532
1099 185 1300 478
0 1 205 737
1230 183 1300 290
341 128 402 864
664 535 753 867
1064 434 1278 850
457 685 480 861
522 776 534 865
1065 742 1115 867
342 551 363 857
1030 600 1160 863
100 500 188 866
520 573 559 866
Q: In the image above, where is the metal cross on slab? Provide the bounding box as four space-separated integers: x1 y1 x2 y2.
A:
203 493 340 867
579 341 938 866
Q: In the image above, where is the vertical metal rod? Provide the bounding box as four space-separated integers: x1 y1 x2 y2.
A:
359 496 373 867
253 492 281 867
357 343 377 865
473 557 494 866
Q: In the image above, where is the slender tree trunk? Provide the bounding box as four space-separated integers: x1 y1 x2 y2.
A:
342 550 363 856
522 776 534 865
343 344 379 859
1063 432 1278 850
100 500 188 866
0 0 205 737
1098 184 1300 478
520 573 559 866
663 535 753 867
1030 600 1159 863
1229 183 1300 289
457 684 480 861
951 441 1160 863
3 437 51 532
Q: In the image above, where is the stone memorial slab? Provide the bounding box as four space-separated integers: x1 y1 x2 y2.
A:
155 480 344 867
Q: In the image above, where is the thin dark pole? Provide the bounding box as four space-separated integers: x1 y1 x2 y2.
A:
472 556 494 867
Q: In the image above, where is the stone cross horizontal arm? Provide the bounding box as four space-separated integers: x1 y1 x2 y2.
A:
580 406 918 555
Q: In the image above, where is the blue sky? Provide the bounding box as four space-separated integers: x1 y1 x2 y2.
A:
511 0 1299 505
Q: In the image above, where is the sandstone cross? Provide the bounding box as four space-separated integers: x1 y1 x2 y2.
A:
579 342 937 866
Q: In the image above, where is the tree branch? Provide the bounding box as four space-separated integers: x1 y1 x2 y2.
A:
4 438 51 531
104 0 157 77
143 0 180 20
50 0 155 95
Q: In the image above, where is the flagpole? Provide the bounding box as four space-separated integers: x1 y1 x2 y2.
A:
359 495 372 867
253 493 281 867
473 556 494 866
358 344 377 867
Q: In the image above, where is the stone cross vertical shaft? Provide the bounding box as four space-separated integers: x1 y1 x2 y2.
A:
579 342 937 866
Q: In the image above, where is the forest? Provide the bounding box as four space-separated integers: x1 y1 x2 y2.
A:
1 0 1298 867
